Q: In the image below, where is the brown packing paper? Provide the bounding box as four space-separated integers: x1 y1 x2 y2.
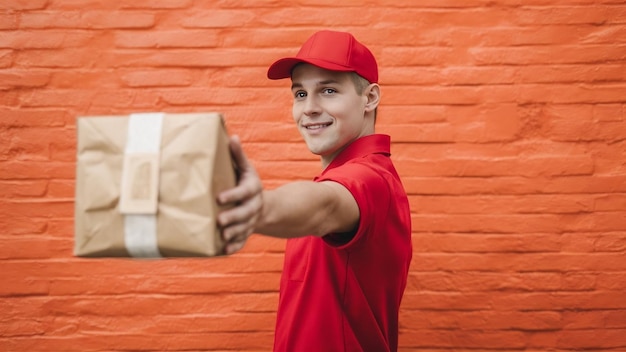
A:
74 113 236 257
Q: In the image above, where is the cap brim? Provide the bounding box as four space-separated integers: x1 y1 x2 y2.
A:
267 57 354 80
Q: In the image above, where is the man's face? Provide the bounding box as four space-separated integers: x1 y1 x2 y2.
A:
290 64 374 167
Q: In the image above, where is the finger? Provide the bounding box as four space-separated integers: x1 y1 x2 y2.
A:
218 196 261 228
218 180 258 206
223 225 252 245
226 240 246 255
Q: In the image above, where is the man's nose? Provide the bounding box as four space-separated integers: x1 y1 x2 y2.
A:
303 96 322 116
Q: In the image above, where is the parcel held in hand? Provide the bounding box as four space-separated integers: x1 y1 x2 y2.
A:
74 113 236 258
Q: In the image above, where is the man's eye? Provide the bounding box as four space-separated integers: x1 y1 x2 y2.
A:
323 88 336 94
294 91 306 98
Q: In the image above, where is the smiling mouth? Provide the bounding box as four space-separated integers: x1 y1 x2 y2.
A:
305 122 332 130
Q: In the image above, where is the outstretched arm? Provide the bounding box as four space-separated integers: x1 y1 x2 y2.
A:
217 136 359 254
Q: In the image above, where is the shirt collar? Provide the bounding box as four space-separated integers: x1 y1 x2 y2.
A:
322 134 391 173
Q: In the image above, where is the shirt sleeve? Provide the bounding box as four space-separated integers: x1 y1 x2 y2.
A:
316 160 390 249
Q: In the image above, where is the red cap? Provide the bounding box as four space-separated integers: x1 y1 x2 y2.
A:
267 30 378 83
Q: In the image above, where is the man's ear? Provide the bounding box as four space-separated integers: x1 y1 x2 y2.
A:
364 83 381 113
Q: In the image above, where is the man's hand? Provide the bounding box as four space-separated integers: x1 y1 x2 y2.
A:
217 135 263 255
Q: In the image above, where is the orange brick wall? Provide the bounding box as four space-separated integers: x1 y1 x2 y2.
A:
1 1 625 351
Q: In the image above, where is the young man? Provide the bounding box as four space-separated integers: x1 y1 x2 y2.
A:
217 30 412 352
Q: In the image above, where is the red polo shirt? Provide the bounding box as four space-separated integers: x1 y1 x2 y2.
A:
273 134 412 352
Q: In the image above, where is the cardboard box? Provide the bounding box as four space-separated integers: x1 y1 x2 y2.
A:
74 112 236 258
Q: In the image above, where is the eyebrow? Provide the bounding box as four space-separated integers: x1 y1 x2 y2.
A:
291 79 341 91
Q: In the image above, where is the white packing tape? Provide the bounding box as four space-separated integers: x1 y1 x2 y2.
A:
122 113 165 258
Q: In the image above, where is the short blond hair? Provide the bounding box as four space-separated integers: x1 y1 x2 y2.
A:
349 72 371 95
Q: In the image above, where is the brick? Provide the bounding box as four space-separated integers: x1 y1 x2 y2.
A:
0 318 47 337
412 233 561 253
594 103 624 122
408 272 564 292
38 293 277 316
379 105 447 123
547 118 626 141
1 127 63 161
402 310 562 331
46 70 115 89
219 0 316 8
379 123 452 143
209 121 300 143
19 89 95 108
200 67 270 87
491 291 626 311
2 254 284 278
48 272 280 296
180 10 259 28
44 0 120 9
258 7 376 27
472 25 606 46
0 180 48 197
2 0 47 10
1 332 275 351
411 212 626 234
255 160 319 180
515 6 625 25
408 194 596 215
114 30 219 49
46 179 75 197
159 88 282 106
0 109 73 128
437 66 518 85
113 48 278 68
0 217 47 235
562 310 626 329
14 49 96 68
455 104 522 142
120 0 193 9
401 329 527 349
0 31 95 49
120 69 194 87
377 8 513 28
46 312 275 336
0 237 70 260
470 44 626 65
560 233 626 253
0 50 14 68
402 175 626 196
20 11 155 29
0 199 73 219
401 291 493 311
0 275 50 296
594 194 626 212
517 64 626 84
395 155 594 178
527 83 626 104
217 105 294 124
382 47 465 67
0 70 50 90
0 161 75 180
555 329 626 349
221 28 317 48
232 142 311 162
412 252 626 272
46 219 73 237
0 14 19 30
593 141 626 175
582 25 626 44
